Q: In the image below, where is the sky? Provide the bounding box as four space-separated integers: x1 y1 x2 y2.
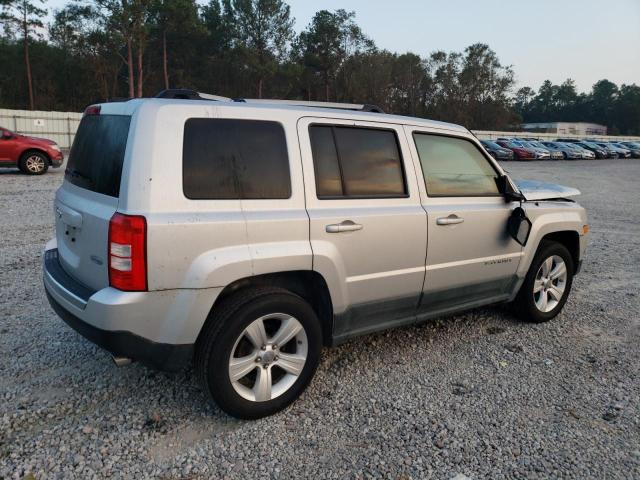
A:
45 0 640 93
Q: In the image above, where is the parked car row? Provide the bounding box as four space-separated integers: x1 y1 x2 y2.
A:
481 137 640 161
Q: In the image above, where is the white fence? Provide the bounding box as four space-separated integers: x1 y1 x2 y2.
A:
1 108 639 149
0 109 83 149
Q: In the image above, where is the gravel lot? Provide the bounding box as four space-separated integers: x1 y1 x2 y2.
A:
1 159 639 479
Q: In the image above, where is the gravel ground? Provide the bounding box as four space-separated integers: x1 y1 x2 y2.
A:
1 159 639 479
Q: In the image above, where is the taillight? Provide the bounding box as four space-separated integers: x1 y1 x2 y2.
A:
83 105 101 116
108 213 147 291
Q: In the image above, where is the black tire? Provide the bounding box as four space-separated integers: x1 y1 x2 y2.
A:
195 287 322 419
19 150 49 175
512 241 574 323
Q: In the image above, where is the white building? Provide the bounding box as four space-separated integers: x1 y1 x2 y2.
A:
520 122 607 136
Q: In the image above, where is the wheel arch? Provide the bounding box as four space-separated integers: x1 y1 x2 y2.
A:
197 270 335 348
20 148 51 165
539 230 580 273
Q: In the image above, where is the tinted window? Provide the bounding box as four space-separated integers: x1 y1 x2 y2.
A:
309 126 342 197
183 119 290 199
65 114 131 197
310 125 406 198
413 133 500 197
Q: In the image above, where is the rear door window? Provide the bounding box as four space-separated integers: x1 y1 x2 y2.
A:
183 119 291 199
309 125 407 198
65 114 131 197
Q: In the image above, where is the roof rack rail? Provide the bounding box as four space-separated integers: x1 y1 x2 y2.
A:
154 89 230 101
154 89 384 113
232 98 385 113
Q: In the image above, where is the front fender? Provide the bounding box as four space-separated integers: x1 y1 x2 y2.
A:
518 203 587 278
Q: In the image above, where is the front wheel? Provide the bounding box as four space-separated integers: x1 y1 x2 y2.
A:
512 241 574 323
195 287 322 419
19 151 49 175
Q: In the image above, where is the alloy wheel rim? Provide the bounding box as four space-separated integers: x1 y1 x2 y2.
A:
26 155 45 173
228 313 308 402
533 255 567 313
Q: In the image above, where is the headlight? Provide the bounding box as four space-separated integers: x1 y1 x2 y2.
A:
51 145 61 152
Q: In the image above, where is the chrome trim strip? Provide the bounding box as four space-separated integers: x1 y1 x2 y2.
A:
426 252 524 271
346 266 425 283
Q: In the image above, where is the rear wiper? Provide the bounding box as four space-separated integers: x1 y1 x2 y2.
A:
65 168 94 186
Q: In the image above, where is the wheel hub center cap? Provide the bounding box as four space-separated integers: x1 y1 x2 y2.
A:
262 351 276 363
260 349 276 365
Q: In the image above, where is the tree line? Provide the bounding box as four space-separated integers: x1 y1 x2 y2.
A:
1 0 639 134
514 79 640 135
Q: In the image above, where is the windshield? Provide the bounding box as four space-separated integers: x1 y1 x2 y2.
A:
482 141 502 149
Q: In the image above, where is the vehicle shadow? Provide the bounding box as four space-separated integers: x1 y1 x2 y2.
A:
46 303 522 423
0 168 23 175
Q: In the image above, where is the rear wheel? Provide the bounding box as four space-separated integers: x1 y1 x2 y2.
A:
19 151 49 175
195 287 322 419
512 241 574 323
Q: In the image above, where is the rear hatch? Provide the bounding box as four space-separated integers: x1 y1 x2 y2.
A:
55 111 131 291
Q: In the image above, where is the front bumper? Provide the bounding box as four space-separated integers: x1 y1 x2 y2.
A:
50 150 64 167
43 248 198 371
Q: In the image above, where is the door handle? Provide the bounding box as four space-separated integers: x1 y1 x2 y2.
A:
326 220 363 233
436 215 464 226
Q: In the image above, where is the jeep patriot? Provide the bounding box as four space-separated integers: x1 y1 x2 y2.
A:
44 91 588 418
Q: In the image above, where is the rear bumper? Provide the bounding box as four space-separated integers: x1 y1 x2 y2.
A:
43 247 219 372
46 290 193 371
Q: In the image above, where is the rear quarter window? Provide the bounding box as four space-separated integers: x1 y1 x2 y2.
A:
65 114 131 197
183 119 291 200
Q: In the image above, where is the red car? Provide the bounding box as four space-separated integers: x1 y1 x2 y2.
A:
0 126 64 174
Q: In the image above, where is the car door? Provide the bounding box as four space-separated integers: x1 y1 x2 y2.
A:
404 127 523 316
298 117 427 341
0 128 16 163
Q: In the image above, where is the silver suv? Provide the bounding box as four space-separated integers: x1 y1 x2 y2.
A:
44 93 588 419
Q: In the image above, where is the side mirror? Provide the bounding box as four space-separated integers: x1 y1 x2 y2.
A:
507 207 532 246
496 174 524 202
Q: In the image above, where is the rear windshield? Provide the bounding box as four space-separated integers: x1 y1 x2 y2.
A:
65 114 131 197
